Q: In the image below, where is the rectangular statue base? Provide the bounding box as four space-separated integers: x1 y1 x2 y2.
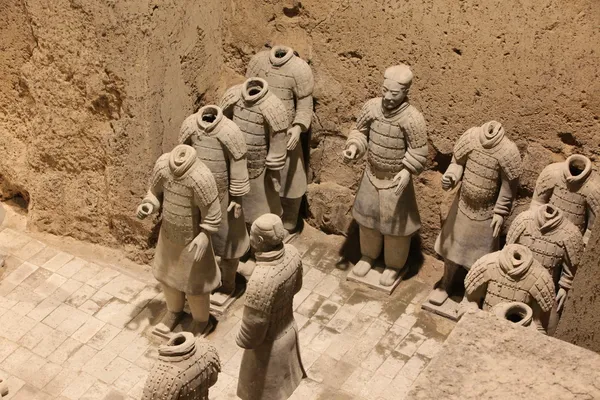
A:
346 265 405 295
421 296 466 321
210 273 246 316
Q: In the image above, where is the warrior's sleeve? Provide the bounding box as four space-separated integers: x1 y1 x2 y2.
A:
197 342 222 389
444 128 478 183
246 51 265 78
506 211 530 245
402 106 429 175
291 58 315 131
236 305 269 349
531 163 560 209
178 113 197 145
262 95 289 171
142 366 182 400
219 123 250 197
493 169 517 217
464 253 495 305
191 164 222 234
346 98 378 159
219 84 242 118
585 174 600 235
529 265 555 327
141 153 169 211
559 224 584 290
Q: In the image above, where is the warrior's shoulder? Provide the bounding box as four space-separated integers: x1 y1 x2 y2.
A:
216 118 247 160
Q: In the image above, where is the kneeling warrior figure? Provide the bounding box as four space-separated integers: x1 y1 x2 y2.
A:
246 45 315 234
428 121 522 309
236 214 305 400
531 154 600 244
137 144 222 337
221 78 289 226
343 64 428 287
507 204 584 333
464 244 555 333
179 105 251 297
143 332 221 400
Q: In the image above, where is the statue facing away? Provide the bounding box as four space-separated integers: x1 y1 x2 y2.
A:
246 45 315 234
464 244 555 333
179 105 251 297
142 332 221 400
137 144 222 337
428 120 522 309
236 213 305 400
343 64 428 287
221 77 289 226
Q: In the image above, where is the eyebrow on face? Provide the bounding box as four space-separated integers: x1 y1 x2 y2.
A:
382 85 402 94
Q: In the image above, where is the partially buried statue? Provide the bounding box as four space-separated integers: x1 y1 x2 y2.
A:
507 203 584 333
530 154 600 243
428 120 522 309
221 77 289 226
343 64 428 287
246 45 315 234
143 332 221 400
464 244 555 333
179 105 251 297
137 144 222 337
236 213 305 400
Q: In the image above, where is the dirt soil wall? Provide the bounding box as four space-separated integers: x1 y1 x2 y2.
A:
0 0 223 262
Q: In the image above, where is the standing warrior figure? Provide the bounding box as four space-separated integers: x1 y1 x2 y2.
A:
236 214 305 400
137 144 222 337
507 204 584 332
464 244 555 333
342 64 428 287
429 120 522 306
530 154 600 243
246 45 314 233
221 78 289 225
179 105 251 296
143 332 221 400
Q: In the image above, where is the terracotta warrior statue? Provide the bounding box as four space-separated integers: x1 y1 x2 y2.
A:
143 332 221 400
246 45 314 233
507 204 584 332
429 120 522 306
236 213 305 400
179 105 250 296
221 77 289 226
530 154 600 243
342 64 428 286
464 244 555 333
137 144 222 337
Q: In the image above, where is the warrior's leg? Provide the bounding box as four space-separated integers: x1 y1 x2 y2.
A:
188 293 212 337
217 258 239 296
353 225 383 277
281 197 302 233
427 260 460 306
155 283 185 335
380 235 411 286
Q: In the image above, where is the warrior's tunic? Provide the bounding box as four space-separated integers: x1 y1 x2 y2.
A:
435 122 522 267
180 106 250 260
246 46 314 199
141 147 222 295
345 98 428 237
221 79 289 223
236 244 305 400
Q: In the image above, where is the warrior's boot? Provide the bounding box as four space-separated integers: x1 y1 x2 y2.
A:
353 226 383 277
427 261 459 306
380 235 410 286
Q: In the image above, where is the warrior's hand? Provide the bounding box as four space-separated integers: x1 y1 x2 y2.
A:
136 203 153 220
556 288 568 312
393 169 411 195
441 173 456 191
287 125 302 151
227 199 243 219
269 170 281 192
189 232 209 262
342 144 358 162
491 214 504 238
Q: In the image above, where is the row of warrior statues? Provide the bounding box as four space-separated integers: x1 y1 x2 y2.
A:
135 44 600 400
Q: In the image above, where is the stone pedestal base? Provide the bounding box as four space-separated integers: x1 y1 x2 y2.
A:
421 296 466 321
346 264 406 295
210 273 246 316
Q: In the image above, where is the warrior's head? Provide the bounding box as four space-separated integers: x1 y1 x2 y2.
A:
382 64 413 110
250 213 286 253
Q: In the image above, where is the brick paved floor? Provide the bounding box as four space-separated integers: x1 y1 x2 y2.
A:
0 224 455 400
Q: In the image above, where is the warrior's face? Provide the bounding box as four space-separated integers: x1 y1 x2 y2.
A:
381 79 408 110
